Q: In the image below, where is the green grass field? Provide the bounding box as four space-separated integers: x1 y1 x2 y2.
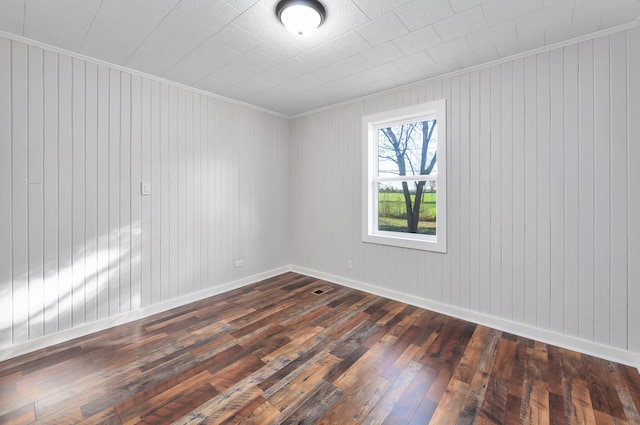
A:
378 216 436 235
378 191 436 235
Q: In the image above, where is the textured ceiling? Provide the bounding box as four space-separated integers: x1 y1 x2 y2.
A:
1 0 639 116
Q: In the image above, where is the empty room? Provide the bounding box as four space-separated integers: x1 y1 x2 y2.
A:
1 0 639 423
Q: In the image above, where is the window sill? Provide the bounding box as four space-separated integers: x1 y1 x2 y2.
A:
362 232 446 253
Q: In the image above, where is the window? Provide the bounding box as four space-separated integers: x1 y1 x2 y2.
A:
362 99 447 253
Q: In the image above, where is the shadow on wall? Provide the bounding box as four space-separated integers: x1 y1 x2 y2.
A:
0 222 142 350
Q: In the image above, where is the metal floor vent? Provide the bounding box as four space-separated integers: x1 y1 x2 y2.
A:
312 289 325 295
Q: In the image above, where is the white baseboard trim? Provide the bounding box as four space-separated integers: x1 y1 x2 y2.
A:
0 266 290 362
3 265 639 372
291 265 640 370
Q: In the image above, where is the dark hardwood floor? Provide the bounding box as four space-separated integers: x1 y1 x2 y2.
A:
1 272 639 424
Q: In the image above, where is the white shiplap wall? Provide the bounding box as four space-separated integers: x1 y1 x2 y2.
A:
0 35 290 354
290 26 640 363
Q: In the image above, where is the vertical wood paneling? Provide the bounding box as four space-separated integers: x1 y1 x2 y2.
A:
192 93 202 291
479 68 491 315
160 83 169 301
108 69 120 316
139 77 151 307
211 98 220 284
536 52 551 330
72 58 85 327
450 75 461 308
563 44 580 337
96 65 109 320
85 61 98 322
205 96 213 287
169 86 178 298
120 72 131 313
221 101 232 283
523 56 539 323
628 26 640 353
500 61 513 321
0 38 12 345
578 41 595 341
27 46 44 339
130 75 141 310
11 41 28 343
609 31 628 350
592 37 611 345
177 88 186 296
469 71 480 312
27 178 44 338
523 55 537 326
27 47 44 186
549 49 565 334
150 80 161 305
58 54 73 330
186 90 195 294
459 73 470 311
489 65 502 318
511 58 525 324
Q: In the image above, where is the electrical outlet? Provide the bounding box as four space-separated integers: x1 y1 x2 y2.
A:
234 260 244 268
347 259 353 270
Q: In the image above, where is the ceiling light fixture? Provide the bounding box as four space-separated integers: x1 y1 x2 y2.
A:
276 0 326 36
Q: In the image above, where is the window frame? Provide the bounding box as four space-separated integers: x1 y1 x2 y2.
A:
362 99 447 253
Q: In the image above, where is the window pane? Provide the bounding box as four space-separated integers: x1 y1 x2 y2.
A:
377 181 436 235
377 120 437 177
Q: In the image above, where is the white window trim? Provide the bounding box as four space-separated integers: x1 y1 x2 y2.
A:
362 99 447 253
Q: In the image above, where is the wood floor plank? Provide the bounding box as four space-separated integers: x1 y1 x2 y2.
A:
520 346 550 425
561 348 598 425
491 337 516 383
77 407 122 425
316 371 390 425
172 385 263 425
361 361 423 425
134 382 219 424
509 340 528 398
114 369 212 422
453 325 493 384
279 380 343 425
616 387 640 424
235 400 280 425
0 403 35 425
0 272 639 424
428 378 471 425
476 375 509 424
583 356 626 420
219 394 269 425
379 343 421 382
268 353 341 410
456 369 493 424
549 391 566 425
332 337 396 391
407 396 438 425
258 337 335 392
381 364 438 424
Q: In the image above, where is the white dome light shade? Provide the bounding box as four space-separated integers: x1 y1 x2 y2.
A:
276 0 326 36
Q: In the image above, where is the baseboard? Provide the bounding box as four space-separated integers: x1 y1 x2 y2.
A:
291 265 640 370
4 264 639 372
0 266 290 362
